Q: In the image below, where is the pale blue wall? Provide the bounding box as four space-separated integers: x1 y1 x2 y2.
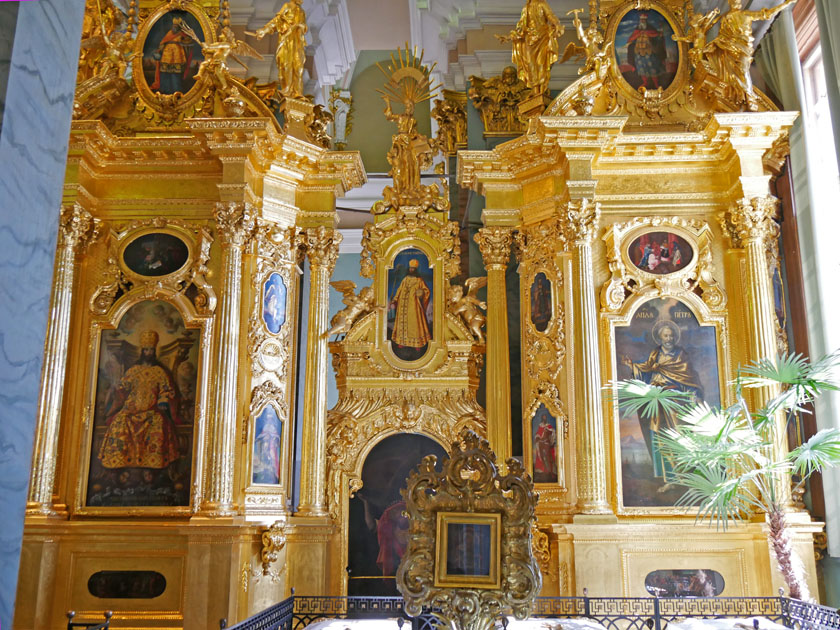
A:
0 2 85 625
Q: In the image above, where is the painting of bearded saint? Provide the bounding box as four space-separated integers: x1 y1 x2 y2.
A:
616 298 720 507
87 300 198 507
142 11 204 95
615 9 678 91
387 248 433 362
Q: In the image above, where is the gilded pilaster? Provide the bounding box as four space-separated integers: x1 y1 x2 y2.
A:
297 226 341 516
562 199 610 515
474 226 513 464
202 202 256 515
26 205 100 515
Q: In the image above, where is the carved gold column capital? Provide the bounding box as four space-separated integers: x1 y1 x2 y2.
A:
719 196 780 248
562 198 600 244
58 204 101 251
475 226 513 269
300 226 341 272
214 201 257 248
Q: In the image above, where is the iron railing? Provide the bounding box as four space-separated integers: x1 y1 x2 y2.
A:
220 594 840 630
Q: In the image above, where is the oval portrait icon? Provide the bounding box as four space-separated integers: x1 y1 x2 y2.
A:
140 10 205 96
122 232 190 277
614 9 679 92
627 231 693 275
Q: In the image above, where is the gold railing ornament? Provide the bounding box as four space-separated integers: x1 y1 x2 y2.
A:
396 428 542 630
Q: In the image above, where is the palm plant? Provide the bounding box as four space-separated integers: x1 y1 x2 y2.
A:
615 351 840 601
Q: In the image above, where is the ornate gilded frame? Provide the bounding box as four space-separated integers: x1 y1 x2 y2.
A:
600 218 730 516
604 0 688 110
131 0 216 121
75 285 213 517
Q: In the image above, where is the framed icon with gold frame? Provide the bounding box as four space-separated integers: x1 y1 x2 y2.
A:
434 511 501 589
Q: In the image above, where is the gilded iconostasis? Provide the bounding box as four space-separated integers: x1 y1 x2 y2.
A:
12 0 823 627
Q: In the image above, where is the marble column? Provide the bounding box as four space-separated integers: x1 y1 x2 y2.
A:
202 202 255 515
564 199 611 514
474 226 513 464
0 1 85 625
26 205 99 515
297 226 340 516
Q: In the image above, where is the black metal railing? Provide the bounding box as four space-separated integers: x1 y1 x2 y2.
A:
220 594 840 630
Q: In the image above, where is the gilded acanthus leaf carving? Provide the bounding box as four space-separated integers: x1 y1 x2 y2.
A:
59 204 102 251
720 196 780 248
475 227 513 269
214 201 257 248
562 199 599 244
299 226 341 271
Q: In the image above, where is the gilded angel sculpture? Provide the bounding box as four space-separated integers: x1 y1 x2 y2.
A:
324 281 382 339
701 0 796 109
180 24 263 92
447 277 488 343
561 8 612 80
497 0 564 96
672 9 720 73
255 0 308 99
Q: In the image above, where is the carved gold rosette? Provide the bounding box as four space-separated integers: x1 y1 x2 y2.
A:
397 429 541 630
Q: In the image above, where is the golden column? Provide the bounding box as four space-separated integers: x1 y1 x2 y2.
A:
475 226 513 463
563 198 611 514
26 204 100 515
202 201 255 515
297 226 341 516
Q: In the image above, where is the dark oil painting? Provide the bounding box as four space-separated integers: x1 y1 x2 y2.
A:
530 272 552 332
628 231 693 275
387 248 434 362
348 433 447 595
86 300 198 507
122 232 189 277
88 570 166 599
252 405 283 485
645 569 725 597
531 404 558 484
616 298 720 507
614 9 679 92
445 522 492 577
141 10 204 95
263 272 287 334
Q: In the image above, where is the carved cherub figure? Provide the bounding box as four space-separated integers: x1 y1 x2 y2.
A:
447 277 488 343
561 8 613 80
701 0 796 109
180 24 263 92
324 281 381 339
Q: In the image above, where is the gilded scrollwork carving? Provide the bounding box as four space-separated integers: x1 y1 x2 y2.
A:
397 429 542 629
432 90 467 154
90 217 216 316
600 216 726 313
532 524 551 575
475 227 513 270
215 201 257 248
260 519 287 574
299 225 341 272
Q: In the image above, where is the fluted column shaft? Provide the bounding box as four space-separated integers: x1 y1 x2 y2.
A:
26 205 99 514
298 226 340 516
723 197 789 501
203 202 254 514
474 227 513 463
564 199 611 514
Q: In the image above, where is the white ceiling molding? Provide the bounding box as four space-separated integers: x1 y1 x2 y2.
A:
338 228 364 254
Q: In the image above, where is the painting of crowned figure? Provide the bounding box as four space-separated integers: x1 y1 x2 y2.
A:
616 298 721 507
141 10 204 96
628 231 693 275
387 248 434 362
86 300 199 507
614 9 679 92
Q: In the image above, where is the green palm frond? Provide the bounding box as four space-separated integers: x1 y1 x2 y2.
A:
789 428 840 479
740 351 840 415
613 379 694 419
671 466 758 528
